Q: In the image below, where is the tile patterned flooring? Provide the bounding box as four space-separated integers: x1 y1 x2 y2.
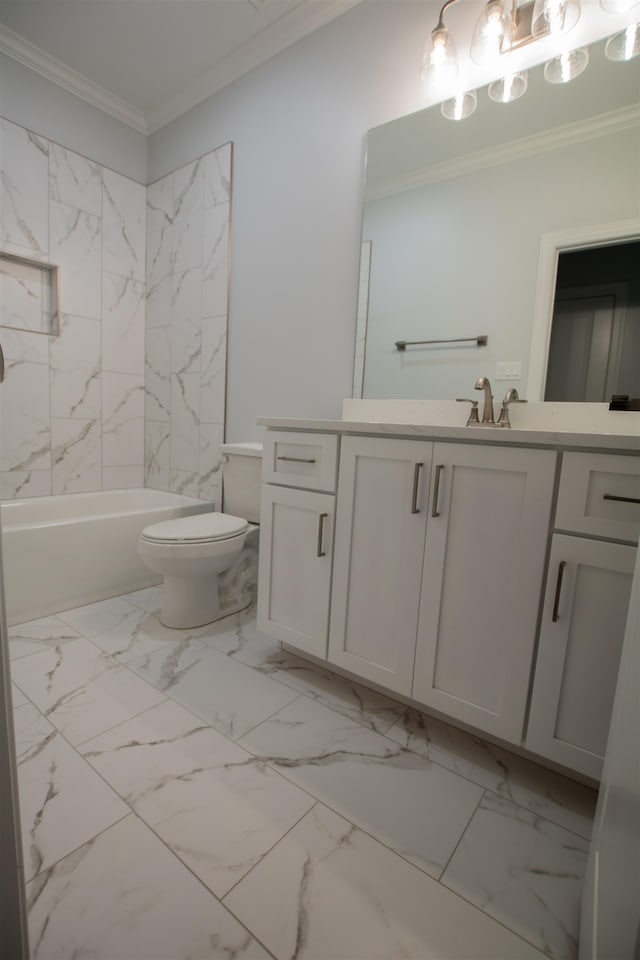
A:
9 587 597 960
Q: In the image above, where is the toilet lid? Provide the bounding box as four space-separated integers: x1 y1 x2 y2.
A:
140 512 248 544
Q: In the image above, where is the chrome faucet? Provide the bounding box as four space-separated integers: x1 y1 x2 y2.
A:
474 376 495 424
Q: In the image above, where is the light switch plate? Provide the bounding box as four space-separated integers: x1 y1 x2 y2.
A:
496 361 522 380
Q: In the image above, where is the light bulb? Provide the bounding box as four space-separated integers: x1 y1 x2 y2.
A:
605 23 640 60
471 0 514 64
532 0 580 37
544 46 589 82
422 25 459 89
441 90 478 120
488 70 528 102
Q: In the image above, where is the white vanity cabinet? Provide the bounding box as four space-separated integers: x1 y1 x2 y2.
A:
526 452 639 779
412 443 557 744
257 432 338 658
328 436 432 694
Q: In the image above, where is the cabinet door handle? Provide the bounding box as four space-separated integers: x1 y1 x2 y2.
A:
277 455 316 464
317 512 328 557
603 493 640 505
432 464 444 518
411 463 423 514
552 561 566 623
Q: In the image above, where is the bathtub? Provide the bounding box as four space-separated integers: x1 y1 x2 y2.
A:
1 489 212 626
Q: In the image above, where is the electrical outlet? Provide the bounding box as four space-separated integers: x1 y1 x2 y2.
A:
496 361 522 380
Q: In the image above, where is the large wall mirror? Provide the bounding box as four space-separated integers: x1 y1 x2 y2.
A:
355 38 640 402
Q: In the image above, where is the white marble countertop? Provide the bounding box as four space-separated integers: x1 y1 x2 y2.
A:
257 401 640 453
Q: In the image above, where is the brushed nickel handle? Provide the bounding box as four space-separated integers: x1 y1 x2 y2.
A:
277 455 316 464
552 561 566 623
432 464 444 518
0 341 4 383
603 493 640 505
317 512 328 557
411 463 423 514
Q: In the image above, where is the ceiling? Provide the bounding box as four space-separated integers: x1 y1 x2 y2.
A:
0 0 361 134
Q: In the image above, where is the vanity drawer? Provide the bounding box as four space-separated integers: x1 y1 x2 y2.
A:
262 431 339 492
555 452 640 542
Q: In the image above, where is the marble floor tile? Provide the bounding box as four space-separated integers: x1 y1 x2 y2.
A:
127 636 300 740
200 617 406 735
8 615 83 660
12 683 28 707
57 594 146 637
14 702 128 881
26 814 270 960
238 696 483 879
386 709 598 839
441 792 589 959
89 607 188 662
10 636 166 745
120 583 163 615
81 698 315 896
225 802 545 960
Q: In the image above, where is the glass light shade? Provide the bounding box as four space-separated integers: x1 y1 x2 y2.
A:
422 25 459 90
488 70 528 102
441 90 478 120
532 0 580 36
600 0 638 11
605 23 640 60
544 46 589 82
470 0 514 64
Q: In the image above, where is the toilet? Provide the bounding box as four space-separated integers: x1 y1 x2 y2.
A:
138 443 262 629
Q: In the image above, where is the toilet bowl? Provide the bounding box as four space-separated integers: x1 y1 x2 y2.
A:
137 442 262 629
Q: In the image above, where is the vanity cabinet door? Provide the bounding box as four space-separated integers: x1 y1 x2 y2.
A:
257 485 335 658
526 534 635 780
412 444 556 744
328 436 432 694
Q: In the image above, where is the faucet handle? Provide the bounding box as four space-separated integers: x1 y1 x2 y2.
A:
497 388 527 428
456 398 480 425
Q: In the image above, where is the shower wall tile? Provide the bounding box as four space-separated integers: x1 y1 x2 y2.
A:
172 160 204 273
170 373 200 474
102 374 144 468
51 418 101 494
144 327 172 422
50 315 102 420
146 177 173 235
0 326 50 364
49 201 102 320
171 268 202 374
200 316 227 424
0 119 49 255
144 422 171 491
102 170 145 281
204 143 231 208
0 360 51 473
146 229 173 329
49 144 102 216
0 257 45 332
0 470 51 500
170 468 200 498
102 273 145 375
201 203 229 318
103 465 144 490
199 423 224 506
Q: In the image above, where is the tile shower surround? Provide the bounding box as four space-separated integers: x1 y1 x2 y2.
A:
0 116 231 504
10 591 596 960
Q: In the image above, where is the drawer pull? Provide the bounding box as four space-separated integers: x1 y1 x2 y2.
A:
277 455 317 464
317 512 328 557
411 463 424 514
603 493 640 505
552 561 566 623
432 464 444 518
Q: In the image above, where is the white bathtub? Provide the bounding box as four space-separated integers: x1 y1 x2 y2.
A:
1 489 212 626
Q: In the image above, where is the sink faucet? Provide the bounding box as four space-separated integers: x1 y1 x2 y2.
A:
474 376 495 424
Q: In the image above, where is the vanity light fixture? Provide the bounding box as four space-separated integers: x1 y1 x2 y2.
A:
441 89 478 120
544 45 589 82
470 0 514 64
605 21 640 59
531 0 580 38
488 69 529 101
421 0 460 90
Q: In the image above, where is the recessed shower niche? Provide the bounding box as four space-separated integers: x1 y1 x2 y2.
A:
0 251 59 336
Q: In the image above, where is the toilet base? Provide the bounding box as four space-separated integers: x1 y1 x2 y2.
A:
158 575 251 629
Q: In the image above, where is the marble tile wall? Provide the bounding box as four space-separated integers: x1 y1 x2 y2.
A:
0 117 146 498
144 144 231 506
1 118 231 504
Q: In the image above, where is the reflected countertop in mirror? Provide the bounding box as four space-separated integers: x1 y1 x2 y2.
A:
355 38 640 403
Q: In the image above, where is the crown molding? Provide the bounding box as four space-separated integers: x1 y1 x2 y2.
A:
0 26 147 134
365 104 640 202
0 1 362 137
146 0 362 133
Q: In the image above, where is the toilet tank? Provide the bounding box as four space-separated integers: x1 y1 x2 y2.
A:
220 443 263 523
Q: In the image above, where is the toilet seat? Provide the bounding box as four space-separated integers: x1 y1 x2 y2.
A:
140 512 248 545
